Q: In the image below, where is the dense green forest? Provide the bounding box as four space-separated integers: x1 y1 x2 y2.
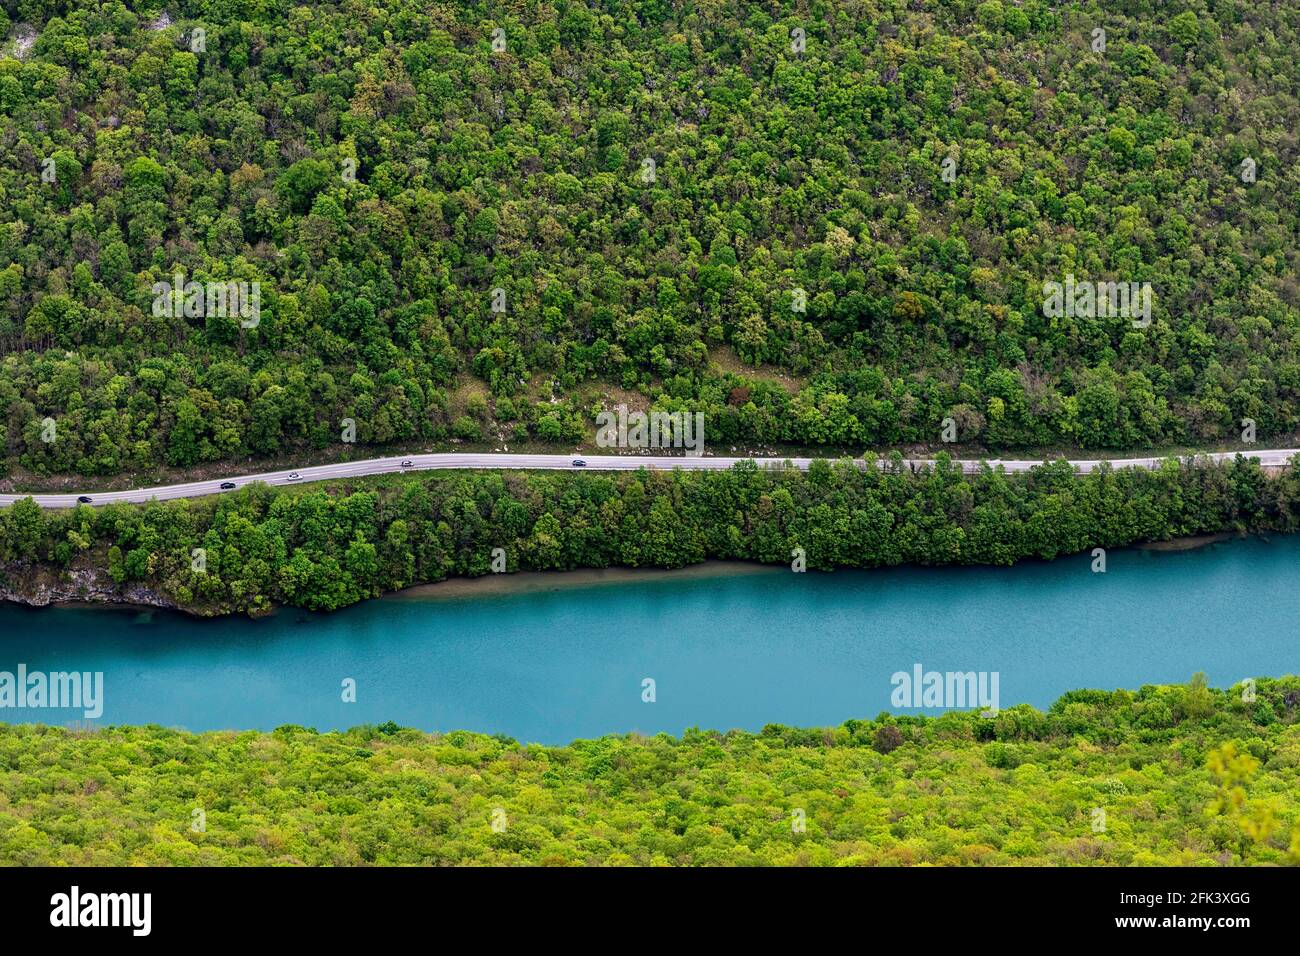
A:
0 453 1293 614
0 677 1295 865
2 0 1300 478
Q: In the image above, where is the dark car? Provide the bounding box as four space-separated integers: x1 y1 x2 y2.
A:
571 459 587 467
220 481 236 490
77 495 92 504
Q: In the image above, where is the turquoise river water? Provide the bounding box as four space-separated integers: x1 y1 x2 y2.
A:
0 535 1294 742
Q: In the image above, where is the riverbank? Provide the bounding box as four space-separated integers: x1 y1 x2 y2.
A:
1136 531 1245 552
390 560 782 601
1 455 1293 618
0 563 179 613
0 530 1271 617
1 532 1260 616
392 532 1263 599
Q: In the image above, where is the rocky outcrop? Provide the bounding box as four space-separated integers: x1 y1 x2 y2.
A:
0 564 179 612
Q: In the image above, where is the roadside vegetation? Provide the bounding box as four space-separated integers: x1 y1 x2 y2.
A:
0 454 1295 615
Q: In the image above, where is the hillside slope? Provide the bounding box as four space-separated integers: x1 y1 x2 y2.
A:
1 679 1296 865
2 1 1299 476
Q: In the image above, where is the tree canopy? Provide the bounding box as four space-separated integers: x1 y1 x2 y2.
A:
0 453 1294 614
0 677 1296 865
2 1 1299 477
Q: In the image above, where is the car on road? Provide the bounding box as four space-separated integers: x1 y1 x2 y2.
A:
286 472 302 482
220 481 236 490
77 495 92 504
400 460 413 468
571 459 587 467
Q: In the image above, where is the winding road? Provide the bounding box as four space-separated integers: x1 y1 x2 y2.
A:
1 448 1296 509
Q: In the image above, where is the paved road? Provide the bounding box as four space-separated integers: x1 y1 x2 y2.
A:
1 449 1296 509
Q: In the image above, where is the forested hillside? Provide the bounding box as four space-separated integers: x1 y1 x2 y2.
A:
0 453 1292 615
3 0 1300 477
1 678 1296 865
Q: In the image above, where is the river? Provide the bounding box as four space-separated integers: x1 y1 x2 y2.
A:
0 535 1294 743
